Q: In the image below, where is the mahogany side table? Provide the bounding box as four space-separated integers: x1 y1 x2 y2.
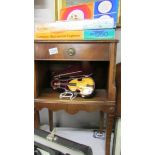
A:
34 40 118 155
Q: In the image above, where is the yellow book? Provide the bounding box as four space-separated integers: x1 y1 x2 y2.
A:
34 30 83 40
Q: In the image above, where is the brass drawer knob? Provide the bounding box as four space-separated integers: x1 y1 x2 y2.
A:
66 48 76 56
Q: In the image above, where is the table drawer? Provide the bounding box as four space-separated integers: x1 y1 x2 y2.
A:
34 42 110 61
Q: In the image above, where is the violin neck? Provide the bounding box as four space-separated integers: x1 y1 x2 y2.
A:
55 82 76 86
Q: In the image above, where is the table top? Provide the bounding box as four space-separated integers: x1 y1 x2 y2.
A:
34 40 119 43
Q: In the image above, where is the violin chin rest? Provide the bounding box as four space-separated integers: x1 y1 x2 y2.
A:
82 91 96 99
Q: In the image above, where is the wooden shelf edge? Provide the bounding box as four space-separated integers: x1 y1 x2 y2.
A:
34 89 115 105
34 39 119 43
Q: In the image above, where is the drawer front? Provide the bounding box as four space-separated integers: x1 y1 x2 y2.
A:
34 43 110 60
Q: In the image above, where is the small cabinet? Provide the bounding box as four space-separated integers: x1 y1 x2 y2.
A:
34 39 118 155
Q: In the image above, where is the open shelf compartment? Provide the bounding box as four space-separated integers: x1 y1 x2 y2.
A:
34 60 112 104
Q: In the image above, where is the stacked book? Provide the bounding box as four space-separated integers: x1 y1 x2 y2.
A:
34 0 119 40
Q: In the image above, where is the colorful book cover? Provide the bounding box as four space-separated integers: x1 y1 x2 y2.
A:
60 2 94 20
84 29 115 40
94 0 119 27
59 0 118 27
34 30 83 40
34 29 115 40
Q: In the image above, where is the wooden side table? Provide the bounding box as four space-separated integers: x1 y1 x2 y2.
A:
34 40 118 155
115 63 121 117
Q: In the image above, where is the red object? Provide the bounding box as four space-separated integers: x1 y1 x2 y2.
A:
60 3 94 20
52 64 93 79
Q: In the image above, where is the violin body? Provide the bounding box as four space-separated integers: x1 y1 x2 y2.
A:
51 77 95 98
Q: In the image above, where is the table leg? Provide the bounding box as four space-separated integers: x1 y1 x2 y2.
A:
99 111 104 133
34 110 40 129
105 113 114 155
48 110 53 131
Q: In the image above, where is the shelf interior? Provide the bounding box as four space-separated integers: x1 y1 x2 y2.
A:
35 61 112 104
34 88 115 105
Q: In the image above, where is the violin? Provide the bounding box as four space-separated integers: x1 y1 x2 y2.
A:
51 77 95 98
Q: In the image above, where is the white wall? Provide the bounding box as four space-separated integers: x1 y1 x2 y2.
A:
34 0 55 23
34 0 121 128
116 28 121 63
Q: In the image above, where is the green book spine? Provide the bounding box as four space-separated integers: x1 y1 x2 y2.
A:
84 29 115 40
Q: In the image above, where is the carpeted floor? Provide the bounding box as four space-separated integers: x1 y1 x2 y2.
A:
40 125 114 155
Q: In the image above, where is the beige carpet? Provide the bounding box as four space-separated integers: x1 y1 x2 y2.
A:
40 125 114 155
